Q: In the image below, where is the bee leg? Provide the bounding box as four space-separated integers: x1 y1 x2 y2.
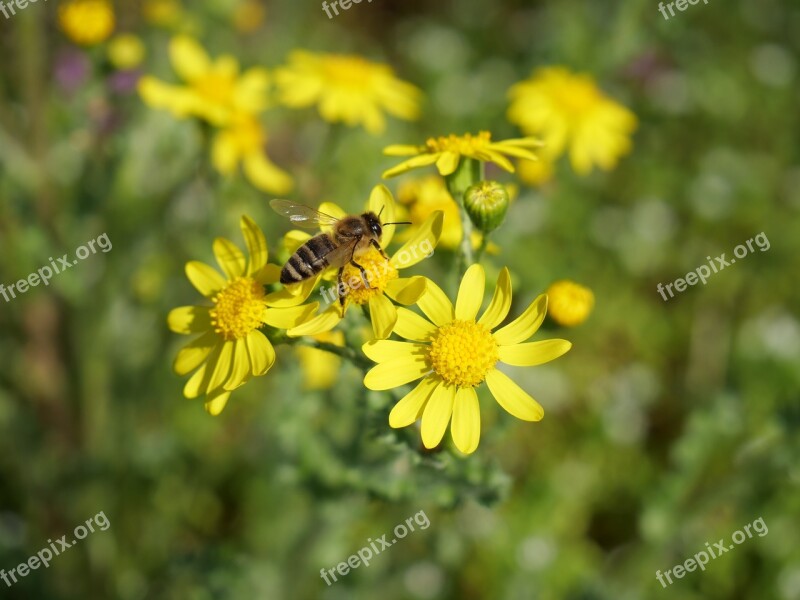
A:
337 267 346 317
369 238 390 260
349 260 371 289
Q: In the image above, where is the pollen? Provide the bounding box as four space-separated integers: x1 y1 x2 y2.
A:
340 247 398 305
427 320 498 388
425 131 492 154
209 277 267 340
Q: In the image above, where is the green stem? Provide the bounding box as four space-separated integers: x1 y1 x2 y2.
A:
445 158 482 277
474 232 490 263
297 339 372 371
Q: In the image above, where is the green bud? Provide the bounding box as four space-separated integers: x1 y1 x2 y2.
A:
463 181 509 233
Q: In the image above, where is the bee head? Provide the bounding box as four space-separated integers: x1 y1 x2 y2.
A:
362 212 383 240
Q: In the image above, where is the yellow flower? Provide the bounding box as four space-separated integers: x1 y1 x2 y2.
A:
143 0 182 26
233 0 266 33
546 280 594 326
58 0 115 46
211 114 293 195
296 331 346 391
274 51 421 134
286 185 443 340
138 35 270 126
382 131 542 179
517 157 555 186
507 66 637 176
167 216 317 415
108 34 146 70
363 265 572 454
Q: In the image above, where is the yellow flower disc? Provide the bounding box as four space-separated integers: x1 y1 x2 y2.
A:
340 248 398 305
546 280 594 327
210 277 266 340
428 320 498 387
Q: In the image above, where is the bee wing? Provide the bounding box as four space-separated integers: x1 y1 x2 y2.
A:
269 199 341 229
321 236 360 269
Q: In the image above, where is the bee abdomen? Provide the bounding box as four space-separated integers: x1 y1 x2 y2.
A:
281 235 336 284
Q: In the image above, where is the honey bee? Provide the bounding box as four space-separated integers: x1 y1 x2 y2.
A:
270 199 410 309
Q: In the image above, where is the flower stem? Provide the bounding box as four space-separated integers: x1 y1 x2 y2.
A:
445 158 482 276
474 232 490 263
297 339 373 370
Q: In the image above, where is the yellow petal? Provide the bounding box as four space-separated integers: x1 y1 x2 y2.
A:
435 151 460 176
244 152 293 195
167 306 211 334
263 303 319 329
389 376 439 428
394 307 437 341
256 264 282 285
282 230 311 256
485 368 544 421
211 130 239 175
246 330 276 376
369 294 398 339
390 211 443 269
213 237 246 280
204 390 231 416
183 361 209 399
498 339 572 367
417 279 454 327
174 331 219 376
451 386 480 454
362 340 427 363
318 202 346 220
265 275 320 307
186 261 226 298
384 277 426 305
478 267 512 330
169 35 210 83
363 355 430 391
383 144 423 156
455 264 485 321
382 154 439 179
287 304 342 337
368 185 396 246
207 339 235 392
241 215 268 275
224 338 252 391
492 294 547 346
421 382 455 448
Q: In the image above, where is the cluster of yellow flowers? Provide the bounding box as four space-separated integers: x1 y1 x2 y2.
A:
154 39 634 454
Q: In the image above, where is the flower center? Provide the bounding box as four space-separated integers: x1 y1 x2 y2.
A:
322 55 377 88
425 131 492 154
210 277 267 340
194 71 237 108
224 116 265 154
552 75 600 115
340 247 397 305
427 320 498 387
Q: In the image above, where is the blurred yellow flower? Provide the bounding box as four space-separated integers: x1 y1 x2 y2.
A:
167 216 317 415
138 35 270 126
296 331 346 391
517 156 555 186
212 115 293 195
233 0 266 33
274 51 421 134
142 0 182 26
546 280 594 326
363 265 572 454
508 66 637 176
286 186 443 340
108 34 146 70
58 0 115 46
383 131 542 179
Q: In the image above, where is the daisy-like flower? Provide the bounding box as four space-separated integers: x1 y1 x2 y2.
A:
138 35 270 126
507 66 637 176
362 264 572 454
167 216 317 415
211 114 293 195
286 185 443 340
546 280 594 327
58 0 115 46
274 50 421 135
382 131 542 179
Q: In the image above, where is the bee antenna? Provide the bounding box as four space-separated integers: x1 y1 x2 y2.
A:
378 206 385 218
383 221 412 226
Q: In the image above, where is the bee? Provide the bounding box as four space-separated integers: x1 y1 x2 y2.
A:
270 199 410 310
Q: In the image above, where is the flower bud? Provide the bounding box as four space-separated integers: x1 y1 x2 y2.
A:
463 181 509 233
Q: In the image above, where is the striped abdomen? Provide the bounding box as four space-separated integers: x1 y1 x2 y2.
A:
281 234 337 284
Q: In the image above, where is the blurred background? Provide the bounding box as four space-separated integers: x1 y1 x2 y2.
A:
1 0 799 598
